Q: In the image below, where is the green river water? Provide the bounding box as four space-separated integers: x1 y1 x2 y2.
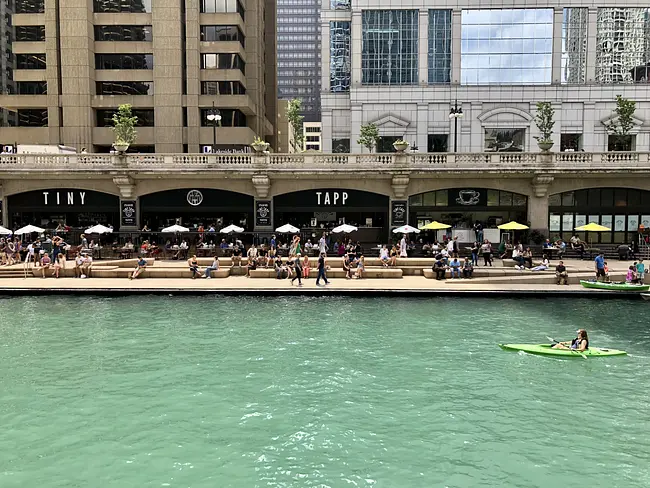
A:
1 296 649 488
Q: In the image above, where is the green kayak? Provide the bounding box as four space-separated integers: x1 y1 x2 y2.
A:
580 280 650 292
498 344 627 358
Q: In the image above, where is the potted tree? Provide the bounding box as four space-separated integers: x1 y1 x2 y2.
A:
111 104 138 153
251 137 270 153
392 139 410 152
533 102 555 152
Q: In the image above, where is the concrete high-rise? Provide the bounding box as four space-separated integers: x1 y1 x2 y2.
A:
0 0 277 153
276 0 321 121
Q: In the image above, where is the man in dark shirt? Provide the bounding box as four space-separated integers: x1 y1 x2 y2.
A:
291 253 303 286
555 260 568 285
316 252 329 285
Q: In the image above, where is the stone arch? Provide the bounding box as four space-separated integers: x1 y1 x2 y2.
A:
407 178 534 199
135 179 255 198
478 107 533 126
270 179 393 198
549 179 650 195
3 179 121 197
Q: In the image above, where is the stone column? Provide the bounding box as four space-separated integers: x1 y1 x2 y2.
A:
551 7 563 84
416 104 428 151
322 110 333 152
582 102 596 151
586 8 598 83
451 10 462 84
253 198 273 232
351 11 362 88
528 175 554 236
418 10 428 85
350 104 362 153
469 101 482 152
113 176 138 230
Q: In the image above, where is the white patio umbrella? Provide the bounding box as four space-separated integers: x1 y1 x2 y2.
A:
220 224 245 234
85 224 113 234
161 224 190 233
275 223 300 233
392 224 421 234
0 225 12 235
331 223 358 234
14 225 45 235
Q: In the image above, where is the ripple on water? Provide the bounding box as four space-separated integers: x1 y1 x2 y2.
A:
0 296 649 487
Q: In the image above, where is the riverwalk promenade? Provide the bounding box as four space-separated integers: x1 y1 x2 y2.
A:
0 258 643 296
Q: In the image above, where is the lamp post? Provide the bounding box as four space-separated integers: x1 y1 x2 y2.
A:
206 102 221 154
449 100 463 153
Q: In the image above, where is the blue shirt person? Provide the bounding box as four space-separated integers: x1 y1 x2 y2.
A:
594 253 606 281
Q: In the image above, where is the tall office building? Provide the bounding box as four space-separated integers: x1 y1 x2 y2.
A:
0 0 277 152
276 0 321 121
0 0 14 127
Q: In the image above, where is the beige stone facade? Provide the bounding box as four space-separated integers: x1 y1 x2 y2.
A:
0 0 277 153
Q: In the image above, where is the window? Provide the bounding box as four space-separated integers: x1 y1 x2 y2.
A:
95 54 153 69
200 53 245 73
96 109 155 127
15 26 45 42
461 9 553 85
608 135 635 151
332 138 350 153
16 82 47 95
428 134 448 152
15 0 44 13
330 0 350 9
562 8 587 84
93 0 152 13
200 81 246 95
200 0 245 18
94 26 152 42
96 82 154 95
305 126 320 133
362 10 418 85
330 21 351 92
16 54 46 70
428 10 452 84
596 8 650 84
18 109 48 127
200 26 245 47
484 128 525 152
560 133 582 151
200 109 247 127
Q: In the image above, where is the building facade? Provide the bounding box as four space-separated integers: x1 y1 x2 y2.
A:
0 0 277 153
0 0 14 128
276 0 321 122
303 121 322 150
321 2 650 153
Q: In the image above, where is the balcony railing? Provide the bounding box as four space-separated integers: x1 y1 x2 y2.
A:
0 151 648 172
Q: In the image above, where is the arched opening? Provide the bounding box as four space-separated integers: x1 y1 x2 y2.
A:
549 188 650 244
140 188 254 231
409 188 528 242
273 189 389 243
7 189 120 230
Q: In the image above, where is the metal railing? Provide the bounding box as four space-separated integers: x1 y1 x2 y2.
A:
0 151 649 172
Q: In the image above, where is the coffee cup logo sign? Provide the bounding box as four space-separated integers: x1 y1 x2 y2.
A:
316 191 348 206
391 200 407 226
121 200 136 226
456 190 480 206
255 200 271 226
43 191 86 206
187 190 204 206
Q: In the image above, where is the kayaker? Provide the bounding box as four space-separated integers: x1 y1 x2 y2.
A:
552 329 589 351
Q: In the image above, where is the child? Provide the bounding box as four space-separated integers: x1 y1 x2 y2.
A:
603 261 610 282
636 259 645 285
626 265 636 283
302 254 310 279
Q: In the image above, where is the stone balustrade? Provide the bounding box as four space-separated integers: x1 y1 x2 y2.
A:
0 151 648 173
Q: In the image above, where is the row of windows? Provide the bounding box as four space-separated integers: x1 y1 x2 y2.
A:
199 109 247 127
278 52 318 59
15 26 45 42
279 70 318 77
549 189 650 209
96 109 155 127
16 109 48 127
409 190 527 208
277 8 318 15
16 54 46 70
200 0 244 18
15 82 47 95
278 26 318 33
277 61 317 67
278 0 319 5
200 25 245 46
279 43 318 51
200 81 246 95
15 0 44 13
278 79 319 85
305 126 321 133
200 53 245 73
95 54 153 70
278 35 320 42
96 81 154 95
94 25 152 42
93 0 151 13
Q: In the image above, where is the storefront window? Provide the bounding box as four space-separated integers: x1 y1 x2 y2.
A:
561 191 574 207
487 189 499 206
422 192 436 206
484 128 525 152
499 192 512 206
409 194 422 206
435 190 448 206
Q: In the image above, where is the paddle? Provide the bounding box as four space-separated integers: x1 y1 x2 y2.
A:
547 336 587 359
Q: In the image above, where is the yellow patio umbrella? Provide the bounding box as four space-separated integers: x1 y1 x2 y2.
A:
419 221 451 230
497 221 529 230
574 222 611 232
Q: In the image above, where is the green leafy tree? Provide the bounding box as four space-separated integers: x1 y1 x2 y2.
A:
111 104 138 145
605 95 636 151
286 99 304 150
533 102 555 143
357 123 379 153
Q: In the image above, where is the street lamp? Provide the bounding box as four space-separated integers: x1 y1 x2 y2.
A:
449 100 463 153
206 102 221 154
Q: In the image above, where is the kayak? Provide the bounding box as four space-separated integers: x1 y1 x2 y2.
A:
642 293 650 301
498 343 627 358
580 280 650 292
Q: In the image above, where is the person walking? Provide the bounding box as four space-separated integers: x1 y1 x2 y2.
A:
318 233 328 255
291 253 303 286
594 252 606 282
316 252 329 285
399 234 408 258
